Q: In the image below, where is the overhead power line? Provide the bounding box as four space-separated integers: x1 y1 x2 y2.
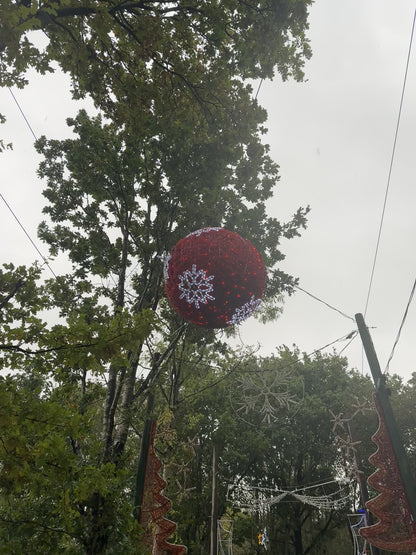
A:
239 329 358 376
255 78 264 100
295 285 355 322
8 88 38 141
302 330 358 360
0 193 57 278
338 332 358 356
364 8 416 317
1 89 57 277
385 277 416 374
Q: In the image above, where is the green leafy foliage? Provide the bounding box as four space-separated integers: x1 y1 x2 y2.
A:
0 373 145 554
0 1 319 551
156 348 381 553
0 1 312 92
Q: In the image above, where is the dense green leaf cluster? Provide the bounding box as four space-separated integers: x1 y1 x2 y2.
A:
152 349 395 554
0 374 146 553
0 1 312 89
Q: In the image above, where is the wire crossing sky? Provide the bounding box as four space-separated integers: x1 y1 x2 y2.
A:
364 8 416 318
385 277 416 374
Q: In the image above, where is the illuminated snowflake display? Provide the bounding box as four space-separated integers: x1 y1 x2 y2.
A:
178 264 215 309
233 366 302 424
329 397 374 482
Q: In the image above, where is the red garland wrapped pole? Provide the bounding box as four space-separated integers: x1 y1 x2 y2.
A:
135 418 187 554
134 393 187 554
360 394 416 551
355 313 416 552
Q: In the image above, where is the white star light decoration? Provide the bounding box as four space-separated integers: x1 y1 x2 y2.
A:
178 264 215 309
329 398 374 482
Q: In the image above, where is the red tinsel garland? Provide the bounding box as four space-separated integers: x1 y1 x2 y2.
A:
138 421 187 554
359 393 416 552
164 228 266 328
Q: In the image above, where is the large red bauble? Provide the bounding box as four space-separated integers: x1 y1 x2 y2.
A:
164 228 266 328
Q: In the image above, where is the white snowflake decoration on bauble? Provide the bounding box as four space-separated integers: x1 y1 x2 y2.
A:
228 297 261 325
178 264 215 309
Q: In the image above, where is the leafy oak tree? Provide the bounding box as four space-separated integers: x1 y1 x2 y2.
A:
0 1 314 552
126 349 416 555
0 1 312 118
155 348 380 554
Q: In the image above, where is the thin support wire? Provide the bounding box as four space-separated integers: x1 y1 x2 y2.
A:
2 89 57 277
255 78 264 100
338 332 358 356
8 88 38 141
0 193 56 278
385 277 416 374
295 285 355 322
364 8 416 317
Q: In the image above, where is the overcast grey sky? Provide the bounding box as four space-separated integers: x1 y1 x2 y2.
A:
239 0 416 381
1 1 416 381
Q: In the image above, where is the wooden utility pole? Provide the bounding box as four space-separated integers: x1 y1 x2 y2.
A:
355 313 416 522
210 441 219 555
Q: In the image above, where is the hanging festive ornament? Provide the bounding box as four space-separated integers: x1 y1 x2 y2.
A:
164 227 266 328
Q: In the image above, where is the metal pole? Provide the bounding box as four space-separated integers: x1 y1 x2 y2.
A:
355 313 416 523
210 441 219 555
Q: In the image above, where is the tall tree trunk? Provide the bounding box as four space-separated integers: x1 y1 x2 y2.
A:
102 230 129 461
112 344 143 456
292 506 303 555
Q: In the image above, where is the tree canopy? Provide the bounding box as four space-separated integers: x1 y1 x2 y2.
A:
0 1 312 89
5 2 394 554
0 0 312 150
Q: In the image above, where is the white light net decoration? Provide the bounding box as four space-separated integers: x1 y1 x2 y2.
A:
231 364 303 425
227 479 352 513
228 297 261 325
186 227 222 238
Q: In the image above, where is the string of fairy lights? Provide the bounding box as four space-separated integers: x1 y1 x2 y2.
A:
1 7 416 374
226 479 353 513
